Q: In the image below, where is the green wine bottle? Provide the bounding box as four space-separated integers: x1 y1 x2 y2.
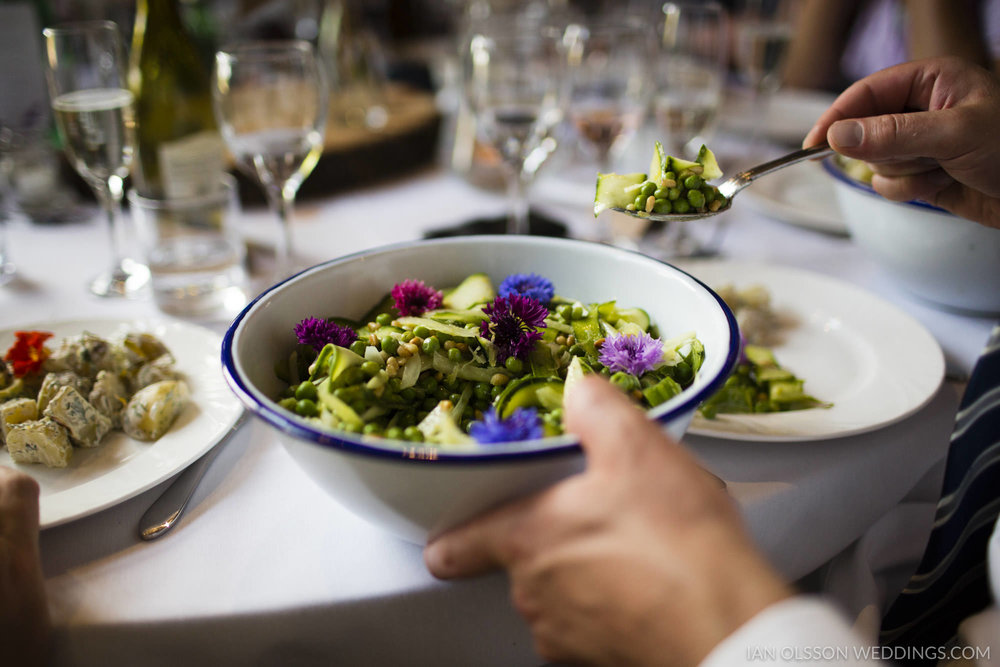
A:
128 0 225 199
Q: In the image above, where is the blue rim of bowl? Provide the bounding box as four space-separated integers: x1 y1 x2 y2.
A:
821 157 950 214
221 236 741 464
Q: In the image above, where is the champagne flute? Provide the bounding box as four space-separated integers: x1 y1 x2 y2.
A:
566 17 655 173
212 41 327 278
43 21 149 297
654 2 728 159
463 16 568 235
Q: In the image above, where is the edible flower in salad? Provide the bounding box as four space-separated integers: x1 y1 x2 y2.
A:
598 331 663 376
480 294 548 363
498 273 555 306
295 317 356 352
391 279 443 316
470 407 543 444
4 330 54 377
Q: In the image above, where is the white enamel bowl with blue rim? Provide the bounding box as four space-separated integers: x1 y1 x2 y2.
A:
823 158 1000 315
222 236 739 544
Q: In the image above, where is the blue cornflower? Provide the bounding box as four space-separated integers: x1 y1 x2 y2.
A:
470 407 544 444
498 273 555 306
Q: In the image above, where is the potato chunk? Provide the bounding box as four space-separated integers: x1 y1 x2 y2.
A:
7 418 73 468
37 371 93 413
1 398 38 445
89 370 129 428
123 381 189 441
44 385 112 448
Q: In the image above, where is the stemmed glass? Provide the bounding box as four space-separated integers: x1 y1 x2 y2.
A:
212 41 327 279
43 21 149 297
565 17 655 173
463 17 568 235
734 0 795 144
654 2 728 159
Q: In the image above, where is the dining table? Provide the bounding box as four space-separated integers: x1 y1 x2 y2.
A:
2 113 997 666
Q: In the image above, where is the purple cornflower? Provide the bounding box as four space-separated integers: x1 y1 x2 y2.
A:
470 407 544 444
598 331 663 376
480 294 548 362
391 279 443 317
295 317 357 351
498 273 555 306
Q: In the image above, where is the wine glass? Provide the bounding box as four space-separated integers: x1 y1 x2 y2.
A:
212 41 327 278
654 2 728 159
733 0 796 145
565 17 655 173
463 16 568 235
43 21 149 297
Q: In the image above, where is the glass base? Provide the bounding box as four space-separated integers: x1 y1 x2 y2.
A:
90 258 151 298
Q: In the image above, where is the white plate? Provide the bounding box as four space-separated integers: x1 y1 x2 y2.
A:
0 318 243 528
676 261 944 441
742 160 848 235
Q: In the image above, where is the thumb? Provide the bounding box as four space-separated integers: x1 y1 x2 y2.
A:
563 375 683 475
828 110 956 163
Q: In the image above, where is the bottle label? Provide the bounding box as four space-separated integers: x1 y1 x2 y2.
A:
158 131 227 199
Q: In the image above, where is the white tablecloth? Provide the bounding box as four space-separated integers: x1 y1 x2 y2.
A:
2 150 995 665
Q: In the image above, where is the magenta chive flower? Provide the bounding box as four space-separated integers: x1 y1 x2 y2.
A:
294 317 357 351
498 273 555 306
598 332 663 376
470 407 544 444
480 294 548 362
391 279 443 317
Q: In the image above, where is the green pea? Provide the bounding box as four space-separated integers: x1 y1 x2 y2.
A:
632 194 646 210
570 303 585 320
639 181 657 199
653 188 668 199
362 423 381 436
716 195 729 209
667 187 681 201
282 385 296 398
278 397 297 411
686 189 706 209
556 304 573 320
361 360 381 377
491 384 505 399
683 174 703 190
295 399 319 417
569 344 585 356
295 381 318 401
473 382 492 401
652 198 672 214
420 374 439 393
404 426 423 442
401 331 414 342
386 427 404 440
673 198 691 214
702 186 718 203
388 377 402 392
413 325 431 339
610 371 640 392
381 336 399 355
422 336 441 354
400 387 416 402
505 356 524 373
447 347 463 362
349 340 367 356
422 396 439 410
446 393 461 405
664 171 676 182
376 312 393 326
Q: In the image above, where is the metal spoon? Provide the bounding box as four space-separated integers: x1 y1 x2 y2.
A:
611 143 835 222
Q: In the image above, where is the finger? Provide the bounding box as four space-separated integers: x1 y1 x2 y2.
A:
0 467 40 544
826 109 963 163
865 158 938 177
563 376 688 476
424 492 536 579
871 169 956 204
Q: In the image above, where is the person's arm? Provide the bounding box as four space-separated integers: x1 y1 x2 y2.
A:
0 466 50 667
425 377 792 666
782 0 861 90
804 57 1000 228
904 0 993 71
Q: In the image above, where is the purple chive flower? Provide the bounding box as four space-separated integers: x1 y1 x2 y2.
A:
598 332 663 376
480 294 548 362
498 273 555 306
391 279 443 317
470 407 544 444
295 317 357 351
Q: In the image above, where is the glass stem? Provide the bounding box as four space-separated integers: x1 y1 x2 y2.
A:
99 175 129 279
265 183 295 276
505 166 530 235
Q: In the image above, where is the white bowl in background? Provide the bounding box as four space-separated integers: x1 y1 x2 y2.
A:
824 158 1000 315
222 236 739 543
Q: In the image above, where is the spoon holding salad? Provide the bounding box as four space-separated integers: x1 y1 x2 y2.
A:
594 142 834 223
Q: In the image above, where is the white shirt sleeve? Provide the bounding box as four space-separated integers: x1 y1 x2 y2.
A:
699 596 884 667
